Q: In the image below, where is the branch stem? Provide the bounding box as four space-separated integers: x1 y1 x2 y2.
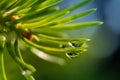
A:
0 52 7 80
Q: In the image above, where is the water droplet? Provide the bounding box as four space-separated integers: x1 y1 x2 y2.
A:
0 36 6 41
2 36 6 41
66 50 80 59
68 41 79 48
22 69 32 76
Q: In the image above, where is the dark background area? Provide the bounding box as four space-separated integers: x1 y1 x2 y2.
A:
55 0 120 80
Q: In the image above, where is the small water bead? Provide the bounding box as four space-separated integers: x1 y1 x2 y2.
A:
68 41 80 48
0 36 6 46
66 50 80 59
0 36 6 41
22 69 32 76
68 39 90 48
61 40 89 59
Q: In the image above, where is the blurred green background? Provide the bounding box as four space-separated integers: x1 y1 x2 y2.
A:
4 0 120 80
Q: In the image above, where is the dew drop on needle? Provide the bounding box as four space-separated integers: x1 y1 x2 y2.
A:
22 70 32 76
